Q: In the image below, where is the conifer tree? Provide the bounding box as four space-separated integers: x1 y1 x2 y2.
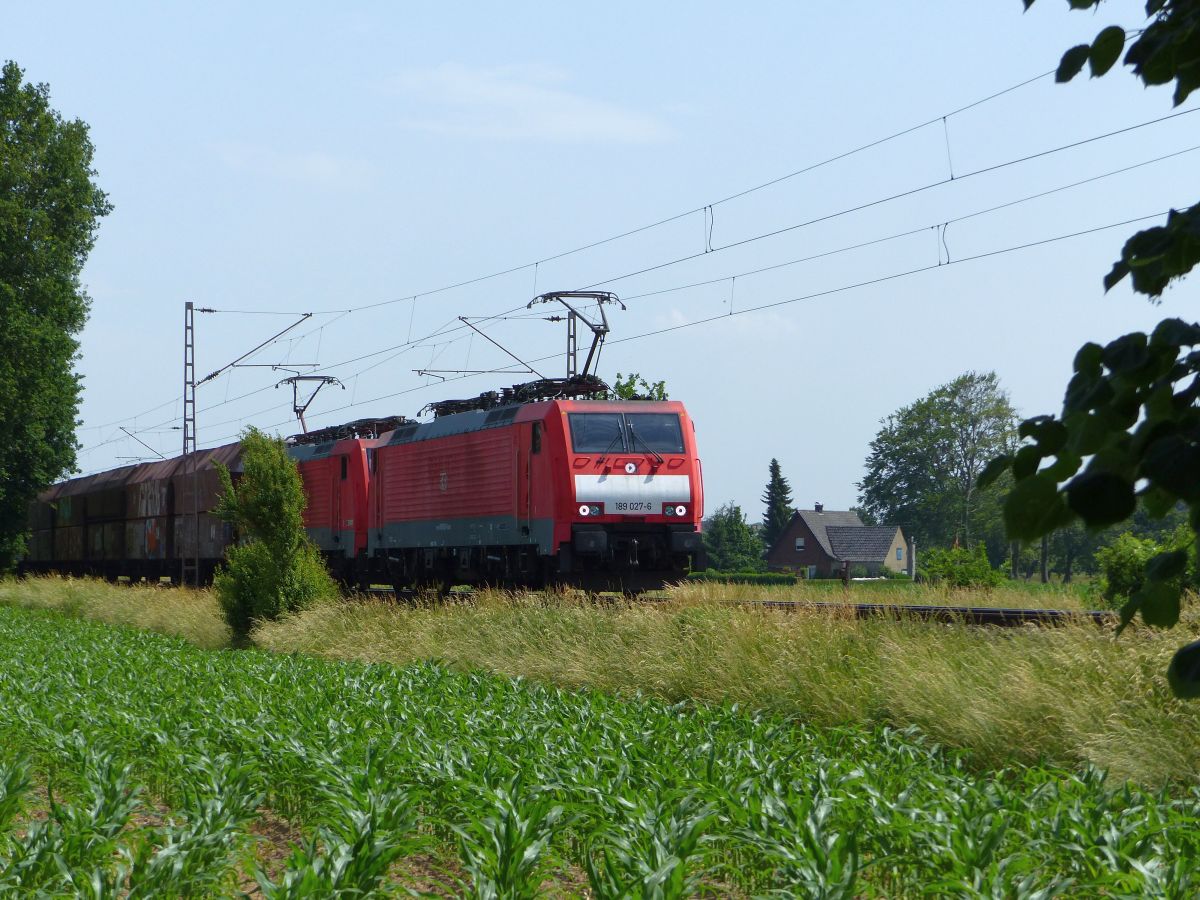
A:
761 458 794 550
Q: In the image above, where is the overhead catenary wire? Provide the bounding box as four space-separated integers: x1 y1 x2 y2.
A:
76 133 1197 464
617 143 1200 303
295 67 1058 317
74 79 1192 461
174 207 1172 455
68 68 1159 439
161 116 1200 419
575 107 1200 291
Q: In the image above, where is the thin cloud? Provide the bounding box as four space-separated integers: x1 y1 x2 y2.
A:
213 142 373 189
387 63 673 144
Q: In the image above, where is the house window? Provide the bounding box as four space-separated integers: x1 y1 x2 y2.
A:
896 547 903 561
807 565 817 579
795 537 806 551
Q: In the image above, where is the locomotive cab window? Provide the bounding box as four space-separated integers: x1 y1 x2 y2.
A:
625 413 684 454
568 413 626 453
531 422 542 454
568 412 685 454
340 457 348 480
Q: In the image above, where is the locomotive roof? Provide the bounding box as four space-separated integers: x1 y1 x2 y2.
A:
379 398 684 447
382 402 532 446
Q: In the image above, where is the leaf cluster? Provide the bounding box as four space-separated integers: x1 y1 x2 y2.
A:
610 372 668 401
1026 1 1200 297
983 322 1200 629
1010 2 1200 697
858 372 1017 556
920 545 1006 589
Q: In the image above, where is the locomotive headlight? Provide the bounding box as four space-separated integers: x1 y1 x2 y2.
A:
664 505 676 517
674 505 687 517
579 504 590 516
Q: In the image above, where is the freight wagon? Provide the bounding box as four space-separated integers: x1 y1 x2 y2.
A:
22 444 241 583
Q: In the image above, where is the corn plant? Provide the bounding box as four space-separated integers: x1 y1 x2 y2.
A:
584 795 715 899
449 776 567 899
125 755 261 898
0 750 139 896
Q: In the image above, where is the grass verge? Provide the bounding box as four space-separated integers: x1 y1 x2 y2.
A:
0 575 230 650
255 589 1200 785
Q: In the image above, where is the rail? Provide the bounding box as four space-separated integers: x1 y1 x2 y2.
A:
366 587 1115 627
723 599 1115 627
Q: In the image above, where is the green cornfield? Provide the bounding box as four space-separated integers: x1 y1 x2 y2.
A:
1 604 1198 897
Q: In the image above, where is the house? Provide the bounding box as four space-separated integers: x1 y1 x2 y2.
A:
766 502 912 578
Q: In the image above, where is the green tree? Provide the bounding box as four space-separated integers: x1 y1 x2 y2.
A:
760 458 794 549
858 372 1018 559
610 373 667 400
1048 520 1104 583
213 427 337 637
702 502 765 573
986 2 1200 695
0 61 110 571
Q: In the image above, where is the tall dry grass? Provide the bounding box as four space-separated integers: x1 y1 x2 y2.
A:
0 575 231 649
255 589 1200 785
668 577 1090 609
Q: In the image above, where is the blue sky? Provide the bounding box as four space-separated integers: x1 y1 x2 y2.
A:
5 1 1196 520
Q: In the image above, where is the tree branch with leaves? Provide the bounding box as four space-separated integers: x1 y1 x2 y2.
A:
986 0 1200 696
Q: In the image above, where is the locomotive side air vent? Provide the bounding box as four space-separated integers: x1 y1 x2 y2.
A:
389 425 419 444
484 407 520 425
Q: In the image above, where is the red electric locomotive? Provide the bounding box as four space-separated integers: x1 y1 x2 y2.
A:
363 395 704 592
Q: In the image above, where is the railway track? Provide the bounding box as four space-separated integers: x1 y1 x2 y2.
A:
366 587 1114 627
725 600 1116 627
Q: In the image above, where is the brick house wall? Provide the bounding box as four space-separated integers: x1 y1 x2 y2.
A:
766 515 839 577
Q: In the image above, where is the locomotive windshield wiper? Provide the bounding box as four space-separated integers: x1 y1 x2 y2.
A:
597 430 625 462
626 424 664 464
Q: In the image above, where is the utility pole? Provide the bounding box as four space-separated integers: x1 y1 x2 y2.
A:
182 302 199 586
